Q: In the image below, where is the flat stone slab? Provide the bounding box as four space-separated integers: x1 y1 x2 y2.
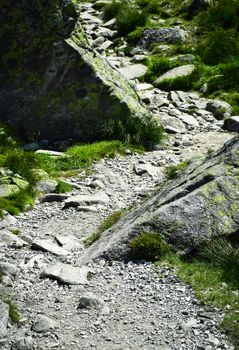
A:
35 150 68 157
0 229 28 248
177 113 199 127
135 83 154 91
134 164 163 178
64 191 109 208
154 65 195 84
118 64 147 80
55 235 82 252
32 240 70 256
39 193 69 203
42 263 89 285
0 262 19 276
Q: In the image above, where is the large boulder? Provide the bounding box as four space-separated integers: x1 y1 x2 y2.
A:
139 28 188 49
80 136 239 263
0 1 155 143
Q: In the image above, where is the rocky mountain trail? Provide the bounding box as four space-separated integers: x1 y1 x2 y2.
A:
0 1 238 349
0 131 236 349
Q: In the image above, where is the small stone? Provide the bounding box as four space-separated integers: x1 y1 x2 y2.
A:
77 293 103 309
32 314 56 333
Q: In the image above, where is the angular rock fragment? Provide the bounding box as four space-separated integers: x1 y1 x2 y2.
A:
64 191 109 208
42 263 89 285
32 240 70 256
0 230 29 248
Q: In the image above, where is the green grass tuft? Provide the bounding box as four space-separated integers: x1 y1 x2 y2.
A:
130 232 171 262
84 210 125 246
0 295 21 324
165 160 190 180
55 181 72 193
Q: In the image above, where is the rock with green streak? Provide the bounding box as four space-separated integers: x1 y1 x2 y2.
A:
12 177 29 190
80 136 239 263
0 184 20 198
0 1 155 143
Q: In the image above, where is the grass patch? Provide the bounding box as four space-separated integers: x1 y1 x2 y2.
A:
55 180 72 193
144 55 179 82
84 210 125 246
154 237 239 348
0 189 35 215
100 116 164 147
84 231 102 247
129 230 238 346
130 232 171 261
0 295 21 324
165 160 190 180
102 0 147 36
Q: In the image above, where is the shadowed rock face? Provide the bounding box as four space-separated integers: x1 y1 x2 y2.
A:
0 0 153 143
80 136 239 263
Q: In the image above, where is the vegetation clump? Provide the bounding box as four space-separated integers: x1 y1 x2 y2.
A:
165 160 190 180
130 232 171 261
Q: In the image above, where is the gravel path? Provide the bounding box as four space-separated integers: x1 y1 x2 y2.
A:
0 134 235 350
0 3 237 348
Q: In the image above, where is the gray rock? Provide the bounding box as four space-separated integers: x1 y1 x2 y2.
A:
32 314 56 333
0 211 17 230
11 336 34 350
152 95 169 107
39 193 69 203
118 64 147 80
158 113 187 134
0 230 28 248
139 28 188 49
80 137 239 262
135 83 154 91
32 239 70 256
134 164 163 177
64 191 110 208
0 301 9 338
177 113 199 127
36 179 58 194
42 263 89 285
170 54 196 64
224 116 239 132
77 293 103 309
76 206 98 212
154 65 195 85
55 235 82 252
206 100 232 120
0 262 19 276
0 184 19 198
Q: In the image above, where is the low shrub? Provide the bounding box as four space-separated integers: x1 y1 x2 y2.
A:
130 232 171 261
